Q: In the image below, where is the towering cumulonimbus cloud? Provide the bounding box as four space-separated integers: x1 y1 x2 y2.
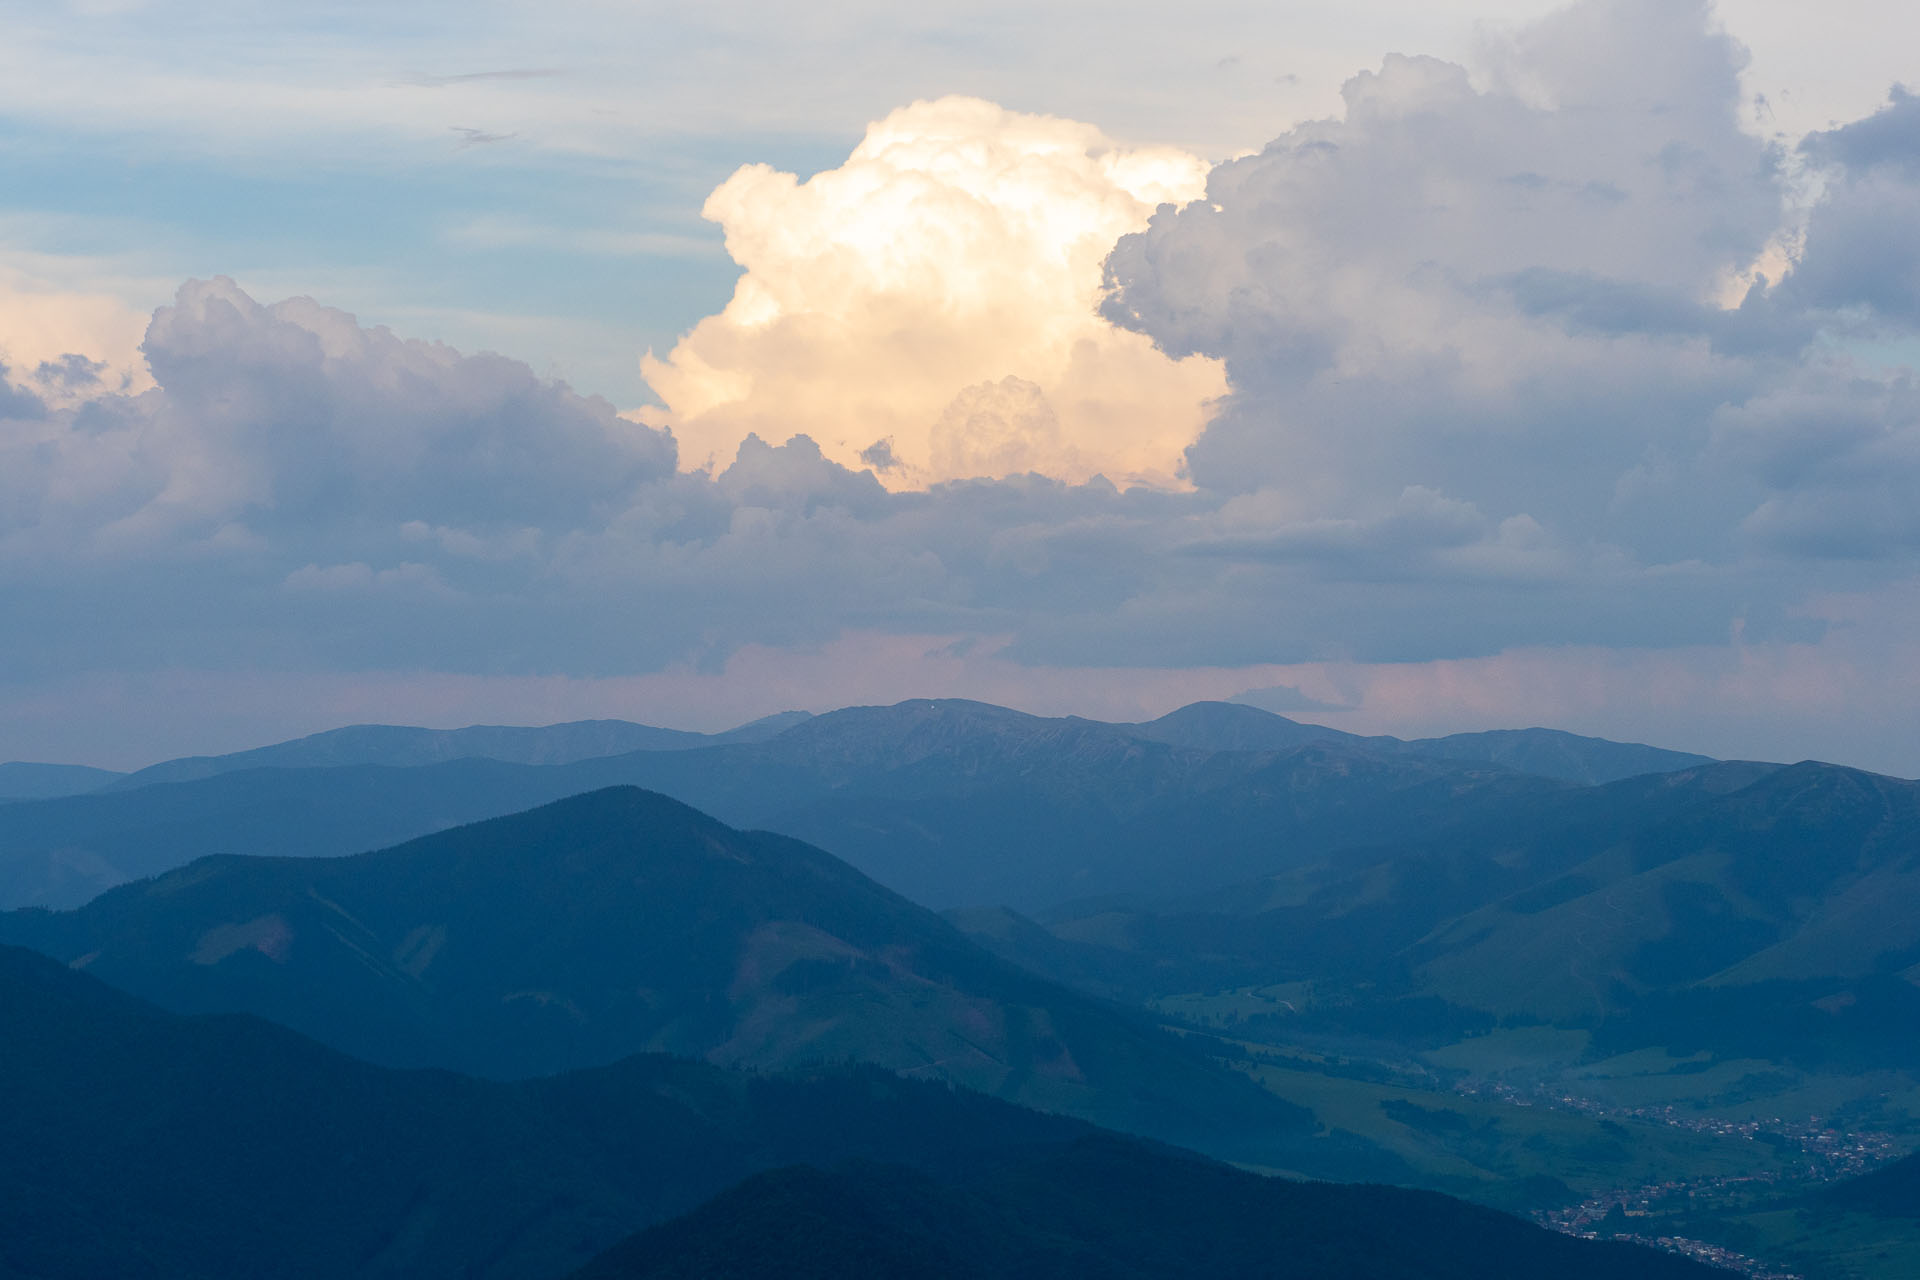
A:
636 96 1227 487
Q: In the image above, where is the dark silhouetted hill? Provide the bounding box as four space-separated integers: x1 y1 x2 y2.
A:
569 1138 1720 1280
0 940 1116 1280
0 942 1706 1280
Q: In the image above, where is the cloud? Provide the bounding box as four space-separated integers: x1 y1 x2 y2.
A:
1712 371 1920 559
0 262 152 406
1802 85 1920 180
414 69 565 88
0 277 674 581
637 96 1227 486
1105 1 1789 557
1785 89 1920 326
9 2 1920 778
451 127 516 148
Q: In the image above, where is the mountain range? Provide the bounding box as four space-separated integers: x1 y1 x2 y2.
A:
7 718 1914 1278
1124 701 1714 785
99 711 815 790
0 699 1711 912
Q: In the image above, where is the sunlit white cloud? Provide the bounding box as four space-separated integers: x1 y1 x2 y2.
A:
637 97 1226 486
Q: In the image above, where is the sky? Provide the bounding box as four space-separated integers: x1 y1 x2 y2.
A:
4 0 1920 774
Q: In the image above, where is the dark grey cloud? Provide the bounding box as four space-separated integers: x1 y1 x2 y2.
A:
1802 87 1920 179
0 364 45 421
33 354 106 395
858 437 901 472
1785 93 1920 327
1714 374 1920 559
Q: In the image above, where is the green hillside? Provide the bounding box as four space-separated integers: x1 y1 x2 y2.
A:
0 786 1372 1176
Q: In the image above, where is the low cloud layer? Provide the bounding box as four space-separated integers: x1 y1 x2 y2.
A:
6 0 1920 775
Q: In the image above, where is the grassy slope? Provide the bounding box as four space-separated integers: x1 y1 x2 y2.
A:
0 787 1364 1177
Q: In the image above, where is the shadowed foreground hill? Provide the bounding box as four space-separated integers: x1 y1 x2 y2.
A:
0 787 1375 1175
0 944 1704 1280
0 942 1100 1280
570 1139 1720 1280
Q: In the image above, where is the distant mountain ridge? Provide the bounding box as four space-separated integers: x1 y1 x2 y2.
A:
34 698 1713 801
0 698 1725 914
0 761 126 802
1124 701 1716 786
0 702 1573 912
104 710 814 790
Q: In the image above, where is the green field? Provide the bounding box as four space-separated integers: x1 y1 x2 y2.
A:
1689 1206 1920 1280
1155 989 1920 1278
1252 1058 1789 1192
1162 984 1920 1135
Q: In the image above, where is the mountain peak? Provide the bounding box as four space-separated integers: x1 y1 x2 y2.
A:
1125 702 1359 752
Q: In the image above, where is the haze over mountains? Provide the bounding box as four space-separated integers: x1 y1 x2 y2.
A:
101 711 815 791
0 761 127 802
3 699 1714 799
0 698 1719 911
